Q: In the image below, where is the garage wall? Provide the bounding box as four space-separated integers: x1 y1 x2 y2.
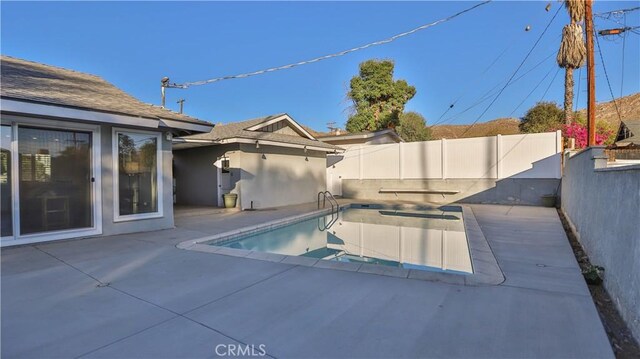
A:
238 144 326 209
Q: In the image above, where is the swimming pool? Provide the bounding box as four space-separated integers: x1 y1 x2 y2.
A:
214 205 473 274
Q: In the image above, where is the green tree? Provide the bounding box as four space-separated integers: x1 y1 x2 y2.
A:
397 112 431 142
519 101 564 133
346 60 416 132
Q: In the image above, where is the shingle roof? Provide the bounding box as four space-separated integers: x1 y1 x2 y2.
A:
184 114 342 151
616 119 640 145
0 55 212 127
317 128 403 142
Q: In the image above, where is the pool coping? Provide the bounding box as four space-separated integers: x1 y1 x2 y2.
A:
176 203 505 286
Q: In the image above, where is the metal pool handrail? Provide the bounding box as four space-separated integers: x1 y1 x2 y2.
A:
317 191 339 214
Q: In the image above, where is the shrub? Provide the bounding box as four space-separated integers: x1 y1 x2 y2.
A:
563 122 614 148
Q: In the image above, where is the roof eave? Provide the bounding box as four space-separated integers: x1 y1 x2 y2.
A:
159 118 214 133
320 129 403 143
175 136 344 153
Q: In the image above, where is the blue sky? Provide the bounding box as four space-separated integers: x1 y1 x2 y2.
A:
2 1 638 131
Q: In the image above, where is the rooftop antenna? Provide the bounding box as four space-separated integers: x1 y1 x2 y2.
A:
327 121 338 134
160 77 185 108
161 77 169 108
177 98 185 114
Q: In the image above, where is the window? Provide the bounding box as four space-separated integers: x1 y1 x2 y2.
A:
114 130 162 220
17 127 93 234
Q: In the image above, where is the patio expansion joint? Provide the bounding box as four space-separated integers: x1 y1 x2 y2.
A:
32 245 271 359
181 264 298 316
497 283 592 298
33 245 107 287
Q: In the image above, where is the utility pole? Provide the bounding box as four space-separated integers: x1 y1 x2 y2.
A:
177 99 185 114
327 121 338 134
585 0 597 147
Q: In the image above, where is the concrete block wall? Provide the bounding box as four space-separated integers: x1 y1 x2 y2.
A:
561 147 640 341
342 178 561 205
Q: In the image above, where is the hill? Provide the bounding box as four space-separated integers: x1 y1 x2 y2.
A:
576 92 640 127
430 92 640 139
305 93 640 140
430 118 521 140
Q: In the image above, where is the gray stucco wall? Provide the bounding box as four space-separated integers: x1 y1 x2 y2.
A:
237 144 326 209
173 144 240 207
561 147 640 341
0 114 176 243
99 124 175 236
342 178 560 205
173 143 327 210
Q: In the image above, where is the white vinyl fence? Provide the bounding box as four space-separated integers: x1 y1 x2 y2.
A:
327 131 562 195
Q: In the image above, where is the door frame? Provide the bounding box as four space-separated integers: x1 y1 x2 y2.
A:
0 116 103 246
214 154 231 207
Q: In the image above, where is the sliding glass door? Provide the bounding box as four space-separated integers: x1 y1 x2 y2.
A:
1 121 100 244
1 125 12 237
18 127 93 234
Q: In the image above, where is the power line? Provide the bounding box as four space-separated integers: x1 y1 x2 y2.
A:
540 67 561 102
168 1 492 89
433 27 526 124
594 26 623 123
509 64 556 117
594 7 639 28
594 7 640 17
458 4 562 138
431 49 557 127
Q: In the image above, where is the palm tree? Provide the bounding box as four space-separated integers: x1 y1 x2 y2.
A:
557 0 586 125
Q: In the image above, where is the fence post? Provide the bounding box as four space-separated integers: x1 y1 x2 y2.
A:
358 145 363 180
556 130 563 179
496 134 502 179
441 138 447 179
398 142 404 180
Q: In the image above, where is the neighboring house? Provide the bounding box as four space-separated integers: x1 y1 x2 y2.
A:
614 119 640 146
0 55 213 246
318 129 403 195
173 114 343 209
317 129 403 148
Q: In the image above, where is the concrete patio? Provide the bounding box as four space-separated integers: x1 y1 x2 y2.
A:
1 203 613 358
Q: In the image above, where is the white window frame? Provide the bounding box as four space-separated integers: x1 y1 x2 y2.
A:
112 128 163 222
0 116 103 246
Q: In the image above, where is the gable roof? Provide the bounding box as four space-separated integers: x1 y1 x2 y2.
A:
0 55 213 132
317 128 404 143
176 114 343 152
615 119 640 145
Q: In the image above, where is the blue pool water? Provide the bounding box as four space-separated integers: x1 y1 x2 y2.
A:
216 205 473 274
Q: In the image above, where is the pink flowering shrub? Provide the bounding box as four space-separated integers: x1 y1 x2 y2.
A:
562 122 613 148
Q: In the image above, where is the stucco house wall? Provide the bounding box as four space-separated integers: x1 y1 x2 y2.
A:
173 144 240 207
0 114 184 243
173 143 327 210
237 144 326 209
